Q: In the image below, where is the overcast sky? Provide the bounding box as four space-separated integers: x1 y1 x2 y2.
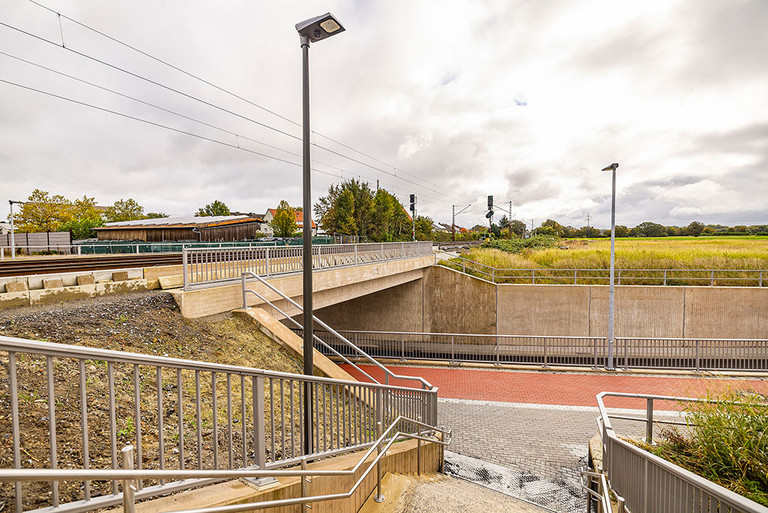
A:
1 0 766 230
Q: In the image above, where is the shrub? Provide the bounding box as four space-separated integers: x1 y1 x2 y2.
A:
644 390 768 506
481 235 558 253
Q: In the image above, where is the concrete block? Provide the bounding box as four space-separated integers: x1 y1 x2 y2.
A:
76 274 96 286
97 280 148 295
4 281 28 293
112 271 130 282
0 291 30 309
30 286 94 305
43 278 64 289
158 275 184 290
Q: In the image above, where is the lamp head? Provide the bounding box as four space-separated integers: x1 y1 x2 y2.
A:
601 163 619 172
296 13 345 43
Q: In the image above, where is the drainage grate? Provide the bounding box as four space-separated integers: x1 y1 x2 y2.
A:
443 451 585 513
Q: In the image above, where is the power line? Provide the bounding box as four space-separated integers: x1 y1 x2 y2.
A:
2 18 458 205
23 1 464 201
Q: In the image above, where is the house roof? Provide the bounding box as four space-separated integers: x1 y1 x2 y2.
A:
266 209 317 228
95 215 264 230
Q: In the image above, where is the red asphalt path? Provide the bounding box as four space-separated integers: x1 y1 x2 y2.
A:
340 364 768 410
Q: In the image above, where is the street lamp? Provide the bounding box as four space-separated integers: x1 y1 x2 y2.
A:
295 12 345 456
601 162 619 370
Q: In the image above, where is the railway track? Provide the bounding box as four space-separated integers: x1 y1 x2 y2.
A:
0 254 183 278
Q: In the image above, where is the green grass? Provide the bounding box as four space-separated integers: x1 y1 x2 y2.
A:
638 390 768 506
451 237 768 271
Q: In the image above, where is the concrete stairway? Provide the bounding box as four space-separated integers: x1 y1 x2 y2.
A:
359 473 548 513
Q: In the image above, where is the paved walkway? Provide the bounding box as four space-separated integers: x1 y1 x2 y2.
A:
341 364 767 512
340 364 768 409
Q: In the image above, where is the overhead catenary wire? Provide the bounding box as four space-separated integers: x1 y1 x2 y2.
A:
0 75 448 212
1 19 457 206
21 1 465 202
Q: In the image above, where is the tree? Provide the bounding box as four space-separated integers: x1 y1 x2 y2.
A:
195 200 230 217
59 195 104 239
631 222 665 237
145 212 169 219
684 221 705 237
315 179 374 238
614 225 629 237
508 219 527 238
415 216 434 240
14 189 73 232
498 216 509 229
541 219 566 237
105 198 145 223
270 200 298 237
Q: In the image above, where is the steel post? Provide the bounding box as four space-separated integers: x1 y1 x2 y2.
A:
645 398 654 444
607 167 616 370
121 446 136 513
300 34 314 456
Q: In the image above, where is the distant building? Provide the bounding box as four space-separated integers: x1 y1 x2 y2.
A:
94 215 266 242
0 222 9 235
261 209 317 236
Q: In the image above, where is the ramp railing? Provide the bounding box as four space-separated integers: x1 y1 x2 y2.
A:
0 416 450 513
183 241 434 290
0 335 439 512
443 257 767 287
309 329 768 371
596 392 766 513
240 272 435 390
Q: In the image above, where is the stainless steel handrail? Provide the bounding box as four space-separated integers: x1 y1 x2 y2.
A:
596 392 767 513
241 271 434 390
1 335 439 512
0 416 452 513
444 256 767 287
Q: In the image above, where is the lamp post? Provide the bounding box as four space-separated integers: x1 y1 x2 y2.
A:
601 163 619 370
295 12 345 456
8 200 23 260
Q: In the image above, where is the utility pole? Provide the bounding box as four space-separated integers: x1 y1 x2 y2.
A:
585 212 591 228
8 200 22 261
451 204 471 241
410 194 417 241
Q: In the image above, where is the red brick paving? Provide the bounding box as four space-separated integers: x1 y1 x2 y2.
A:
340 364 768 410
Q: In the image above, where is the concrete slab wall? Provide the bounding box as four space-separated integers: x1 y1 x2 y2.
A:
319 266 768 339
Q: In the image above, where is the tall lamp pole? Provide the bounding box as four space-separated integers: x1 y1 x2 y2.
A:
8 200 22 260
601 163 619 370
295 12 345 456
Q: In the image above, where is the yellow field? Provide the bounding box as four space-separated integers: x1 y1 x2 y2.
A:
462 237 768 270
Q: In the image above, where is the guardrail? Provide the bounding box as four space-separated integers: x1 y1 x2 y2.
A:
0 416 450 513
596 392 766 513
442 257 767 287
0 335 439 512
307 330 768 371
241 272 435 390
183 241 433 290
0 241 284 259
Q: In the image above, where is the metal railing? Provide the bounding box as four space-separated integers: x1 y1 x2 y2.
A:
0 416 451 513
581 469 627 513
0 335 439 512
184 241 434 290
241 272 435 390
307 330 768 371
596 392 766 513
443 257 767 287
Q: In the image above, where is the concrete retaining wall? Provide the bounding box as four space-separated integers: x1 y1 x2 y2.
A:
317 266 768 339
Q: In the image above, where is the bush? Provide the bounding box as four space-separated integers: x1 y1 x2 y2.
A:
481 235 558 253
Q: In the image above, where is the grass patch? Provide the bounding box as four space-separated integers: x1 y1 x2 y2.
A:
637 390 768 506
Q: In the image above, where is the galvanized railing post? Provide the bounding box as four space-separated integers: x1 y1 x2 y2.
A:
300 456 311 510
574 269 578 285
121 446 136 513
711 270 715 286
618 269 622 285
695 340 700 371
241 274 248 309
255 376 266 469
645 398 654 444
265 246 270 276
417 415 422 476
532 269 536 284
355 244 358 264
760 270 763 287
182 248 189 291
664 269 667 286
543 337 548 367
451 335 455 363
374 421 385 503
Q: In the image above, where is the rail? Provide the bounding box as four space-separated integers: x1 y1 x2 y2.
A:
0 335 439 512
241 272 435 390
184 241 434 290
596 392 767 513
442 257 767 287
309 330 768 371
581 469 626 513
0 416 451 513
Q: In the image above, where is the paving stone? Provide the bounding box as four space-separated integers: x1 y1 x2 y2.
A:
42 278 64 289
76 274 96 286
4 281 27 293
